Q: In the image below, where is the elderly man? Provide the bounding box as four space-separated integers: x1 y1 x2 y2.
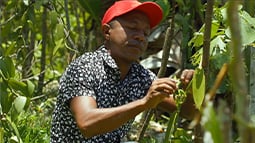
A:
50 0 195 142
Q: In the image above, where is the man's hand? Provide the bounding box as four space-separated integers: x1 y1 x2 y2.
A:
143 78 177 109
180 69 194 86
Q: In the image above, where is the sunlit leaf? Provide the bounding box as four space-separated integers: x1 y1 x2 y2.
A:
10 136 19 143
210 35 226 56
23 0 29 6
13 96 27 113
189 21 220 48
192 68 205 110
26 80 35 97
225 10 255 45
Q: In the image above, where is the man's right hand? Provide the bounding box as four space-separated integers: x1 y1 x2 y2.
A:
143 78 177 108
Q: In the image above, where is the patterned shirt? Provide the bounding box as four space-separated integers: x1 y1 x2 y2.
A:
50 45 156 143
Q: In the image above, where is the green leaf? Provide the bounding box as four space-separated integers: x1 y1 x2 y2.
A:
5 115 23 143
192 68 205 110
189 21 220 48
8 79 28 96
210 35 226 56
49 11 58 29
164 110 179 143
0 82 13 113
26 80 35 97
23 0 29 6
225 10 255 46
54 24 65 41
13 96 27 113
53 39 64 56
0 57 15 78
4 41 17 56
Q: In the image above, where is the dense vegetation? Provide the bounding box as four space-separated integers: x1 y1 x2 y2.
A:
0 0 255 142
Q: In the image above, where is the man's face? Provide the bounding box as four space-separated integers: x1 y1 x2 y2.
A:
104 11 151 63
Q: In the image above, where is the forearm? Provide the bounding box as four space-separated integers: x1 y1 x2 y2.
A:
77 99 147 138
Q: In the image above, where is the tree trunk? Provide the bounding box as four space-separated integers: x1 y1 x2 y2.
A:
37 7 47 96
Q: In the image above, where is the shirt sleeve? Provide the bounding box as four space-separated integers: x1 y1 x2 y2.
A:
57 59 96 105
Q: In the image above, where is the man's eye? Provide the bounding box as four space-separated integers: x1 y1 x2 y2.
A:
144 32 149 37
128 25 137 30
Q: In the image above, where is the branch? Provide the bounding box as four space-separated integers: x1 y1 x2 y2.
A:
207 63 228 101
202 0 214 88
37 7 47 95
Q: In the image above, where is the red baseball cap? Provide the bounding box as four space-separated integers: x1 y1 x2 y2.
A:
102 0 163 29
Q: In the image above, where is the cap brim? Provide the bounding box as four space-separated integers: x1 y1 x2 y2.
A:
134 2 163 28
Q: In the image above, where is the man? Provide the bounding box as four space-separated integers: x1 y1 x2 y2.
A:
50 0 196 142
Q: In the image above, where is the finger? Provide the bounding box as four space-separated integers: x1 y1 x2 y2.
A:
158 90 171 97
181 69 194 84
155 83 177 94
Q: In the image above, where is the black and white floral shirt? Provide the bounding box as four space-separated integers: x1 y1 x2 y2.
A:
50 45 156 143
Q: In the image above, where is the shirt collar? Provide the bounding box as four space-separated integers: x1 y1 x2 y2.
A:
98 45 119 69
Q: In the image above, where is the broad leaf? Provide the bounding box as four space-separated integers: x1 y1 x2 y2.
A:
13 96 27 113
8 79 28 96
0 57 15 78
188 21 220 48
0 82 13 113
225 11 255 45
210 35 226 56
26 80 35 97
192 68 205 110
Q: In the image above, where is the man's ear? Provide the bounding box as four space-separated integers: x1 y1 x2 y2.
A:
102 24 111 40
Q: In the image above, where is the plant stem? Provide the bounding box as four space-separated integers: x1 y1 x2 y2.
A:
163 110 179 143
227 0 251 142
208 63 228 101
37 6 47 96
202 0 214 89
